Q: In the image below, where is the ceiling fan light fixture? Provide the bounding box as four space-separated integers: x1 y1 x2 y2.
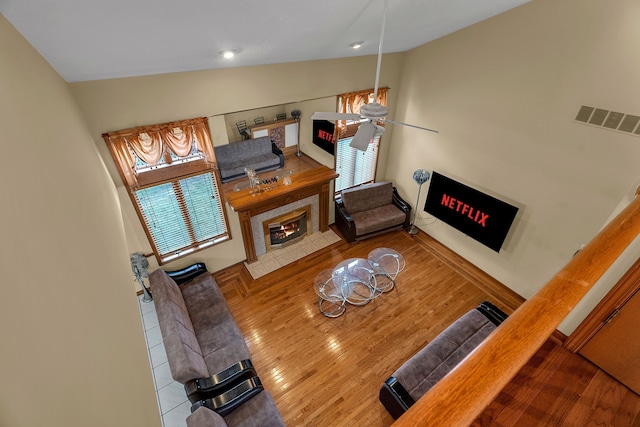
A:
219 49 237 59
359 102 389 119
311 0 439 141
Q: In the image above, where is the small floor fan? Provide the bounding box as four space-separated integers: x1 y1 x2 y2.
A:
131 252 153 302
408 169 431 235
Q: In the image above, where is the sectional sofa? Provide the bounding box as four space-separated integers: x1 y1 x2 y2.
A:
149 263 285 426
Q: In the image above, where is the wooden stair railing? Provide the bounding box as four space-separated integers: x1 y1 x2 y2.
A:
394 194 640 427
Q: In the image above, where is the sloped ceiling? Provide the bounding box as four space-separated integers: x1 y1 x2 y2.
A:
0 0 530 82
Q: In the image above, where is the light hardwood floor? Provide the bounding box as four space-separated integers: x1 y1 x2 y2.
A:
211 227 640 426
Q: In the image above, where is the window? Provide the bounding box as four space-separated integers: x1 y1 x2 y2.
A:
103 117 229 264
335 135 380 193
334 88 387 194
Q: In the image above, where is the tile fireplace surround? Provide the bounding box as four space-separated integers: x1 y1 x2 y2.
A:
251 196 318 257
226 166 339 263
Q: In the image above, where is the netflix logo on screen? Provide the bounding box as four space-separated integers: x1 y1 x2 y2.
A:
312 120 336 155
424 172 518 252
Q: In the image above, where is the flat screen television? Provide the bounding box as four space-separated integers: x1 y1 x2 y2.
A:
312 120 335 155
424 172 518 252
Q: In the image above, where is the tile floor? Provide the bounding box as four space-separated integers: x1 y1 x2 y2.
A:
138 229 341 426
138 295 192 427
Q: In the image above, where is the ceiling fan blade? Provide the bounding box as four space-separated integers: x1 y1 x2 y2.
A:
311 112 361 121
350 121 378 151
385 119 439 134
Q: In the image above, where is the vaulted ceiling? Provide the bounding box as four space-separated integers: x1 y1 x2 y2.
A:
1 0 530 82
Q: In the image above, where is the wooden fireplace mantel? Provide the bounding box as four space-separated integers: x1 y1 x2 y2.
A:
225 166 339 263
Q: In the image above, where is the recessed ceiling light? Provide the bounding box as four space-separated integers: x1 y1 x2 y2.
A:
350 42 364 49
219 49 237 59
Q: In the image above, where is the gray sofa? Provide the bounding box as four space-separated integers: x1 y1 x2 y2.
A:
379 301 508 419
335 181 411 242
187 394 284 427
214 136 284 183
150 263 285 426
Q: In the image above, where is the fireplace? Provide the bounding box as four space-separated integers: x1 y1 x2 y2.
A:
263 205 312 251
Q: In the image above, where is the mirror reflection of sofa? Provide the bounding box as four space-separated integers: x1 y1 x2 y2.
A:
214 136 284 183
334 181 411 242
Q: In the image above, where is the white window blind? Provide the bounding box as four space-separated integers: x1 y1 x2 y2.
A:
134 171 227 263
335 135 380 193
104 117 229 265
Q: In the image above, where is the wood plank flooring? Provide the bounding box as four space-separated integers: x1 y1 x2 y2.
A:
474 339 640 427
213 228 640 426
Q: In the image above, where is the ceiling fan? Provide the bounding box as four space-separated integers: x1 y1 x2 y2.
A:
311 0 439 151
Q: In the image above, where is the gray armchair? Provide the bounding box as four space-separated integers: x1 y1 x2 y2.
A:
334 181 411 242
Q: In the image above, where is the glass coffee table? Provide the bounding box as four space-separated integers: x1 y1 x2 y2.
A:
314 248 405 317
367 248 405 295
332 258 376 306
314 269 346 318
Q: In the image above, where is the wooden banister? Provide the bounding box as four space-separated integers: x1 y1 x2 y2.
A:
394 194 640 427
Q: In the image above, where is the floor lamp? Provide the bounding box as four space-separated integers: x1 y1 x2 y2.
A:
408 169 431 235
291 110 302 157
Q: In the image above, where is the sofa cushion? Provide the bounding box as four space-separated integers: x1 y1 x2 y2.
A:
350 204 407 236
180 274 252 375
222 390 285 427
150 269 210 383
341 181 393 214
392 309 496 401
187 406 228 427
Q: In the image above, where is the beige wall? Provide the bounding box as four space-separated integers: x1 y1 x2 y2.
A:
64 0 640 335
69 54 404 274
7 1 639 422
385 0 640 334
0 15 159 427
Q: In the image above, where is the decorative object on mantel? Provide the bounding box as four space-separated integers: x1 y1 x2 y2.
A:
409 169 431 235
233 170 293 192
130 252 152 302
244 168 261 194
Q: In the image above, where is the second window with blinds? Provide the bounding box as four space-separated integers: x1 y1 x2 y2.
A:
335 135 380 193
334 87 387 194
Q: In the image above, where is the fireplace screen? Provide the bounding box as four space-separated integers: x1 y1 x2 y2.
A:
268 212 307 248
261 206 313 251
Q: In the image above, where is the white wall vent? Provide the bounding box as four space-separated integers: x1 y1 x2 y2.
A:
575 105 640 136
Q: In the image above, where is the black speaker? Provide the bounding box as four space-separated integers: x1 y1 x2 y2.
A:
291 110 301 119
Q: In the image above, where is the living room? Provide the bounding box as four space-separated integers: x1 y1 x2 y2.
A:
2 0 640 426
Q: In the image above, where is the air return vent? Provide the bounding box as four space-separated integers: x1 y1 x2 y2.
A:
575 105 640 136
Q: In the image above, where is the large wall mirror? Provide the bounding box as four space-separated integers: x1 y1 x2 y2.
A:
212 96 338 166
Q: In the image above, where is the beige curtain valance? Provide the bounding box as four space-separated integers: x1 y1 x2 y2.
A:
103 117 216 188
